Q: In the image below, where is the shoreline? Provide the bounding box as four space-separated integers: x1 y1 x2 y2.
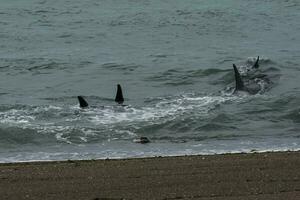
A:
1 151 300 199
1 149 299 165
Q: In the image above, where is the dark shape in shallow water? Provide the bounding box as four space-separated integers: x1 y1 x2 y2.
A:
133 137 150 144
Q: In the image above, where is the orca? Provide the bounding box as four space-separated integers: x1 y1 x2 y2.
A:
253 56 259 69
77 84 125 108
239 56 260 76
78 96 89 108
232 57 272 95
233 64 245 91
115 84 124 104
233 63 262 94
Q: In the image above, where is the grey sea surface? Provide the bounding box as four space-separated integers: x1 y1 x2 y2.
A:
0 0 300 162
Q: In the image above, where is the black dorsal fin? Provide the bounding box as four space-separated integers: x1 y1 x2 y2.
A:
233 64 244 91
115 84 124 104
253 56 259 68
78 96 89 108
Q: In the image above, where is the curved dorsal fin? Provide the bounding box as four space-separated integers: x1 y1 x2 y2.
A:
115 84 124 104
253 56 259 68
233 64 244 91
78 96 89 108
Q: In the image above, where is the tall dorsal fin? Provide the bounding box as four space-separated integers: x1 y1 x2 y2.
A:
233 64 244 91
78 96 89 108
115 84 124 104
253 56 259 68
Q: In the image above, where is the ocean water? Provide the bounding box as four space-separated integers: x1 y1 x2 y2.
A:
0 0 300 163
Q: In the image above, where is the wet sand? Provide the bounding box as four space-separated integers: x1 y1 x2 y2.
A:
0 151 300 200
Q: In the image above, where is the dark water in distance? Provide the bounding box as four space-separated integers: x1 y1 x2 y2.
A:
0 0 300 162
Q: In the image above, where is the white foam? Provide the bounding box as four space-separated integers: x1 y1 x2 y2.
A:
89 95 236 126
0 109 35 125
